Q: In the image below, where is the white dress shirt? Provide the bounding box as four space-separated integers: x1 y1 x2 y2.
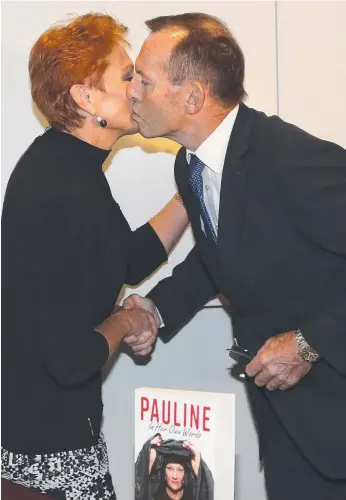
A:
186 104 239 235
155 105 239 326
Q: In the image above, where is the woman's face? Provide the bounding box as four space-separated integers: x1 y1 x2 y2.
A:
92 46 138 136
165 463 185 492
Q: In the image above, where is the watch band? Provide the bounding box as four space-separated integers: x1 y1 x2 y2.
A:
295 328 320 363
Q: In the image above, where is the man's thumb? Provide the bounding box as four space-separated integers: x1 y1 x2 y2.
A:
123 294 139 310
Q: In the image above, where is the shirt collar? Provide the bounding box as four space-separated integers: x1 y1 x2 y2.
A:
186 104 239 174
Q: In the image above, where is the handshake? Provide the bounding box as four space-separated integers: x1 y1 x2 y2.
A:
122 294 160 356
96 294 160 358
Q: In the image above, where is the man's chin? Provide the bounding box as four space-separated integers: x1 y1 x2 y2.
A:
137 124 155 139
131 117 160 139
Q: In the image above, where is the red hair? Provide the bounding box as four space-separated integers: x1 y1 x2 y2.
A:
29 13 129 131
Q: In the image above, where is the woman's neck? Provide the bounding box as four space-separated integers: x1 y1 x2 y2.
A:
70 120 121 150
166 488 184 500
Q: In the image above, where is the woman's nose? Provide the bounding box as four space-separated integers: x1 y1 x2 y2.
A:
126 82 135 100
127 77 139 101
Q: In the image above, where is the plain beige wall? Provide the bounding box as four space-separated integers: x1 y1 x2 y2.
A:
277 1 346 148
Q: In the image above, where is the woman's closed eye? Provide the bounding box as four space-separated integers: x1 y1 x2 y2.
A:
123 72 134 82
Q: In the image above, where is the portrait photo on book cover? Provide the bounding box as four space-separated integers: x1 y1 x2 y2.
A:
135 433 214 500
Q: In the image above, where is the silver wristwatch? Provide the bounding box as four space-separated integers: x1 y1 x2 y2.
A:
295 328 320 363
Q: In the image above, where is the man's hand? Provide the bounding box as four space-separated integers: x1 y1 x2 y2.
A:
245 331 312 391
122 294 160 355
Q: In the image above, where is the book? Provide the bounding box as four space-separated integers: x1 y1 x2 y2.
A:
135 387 235 500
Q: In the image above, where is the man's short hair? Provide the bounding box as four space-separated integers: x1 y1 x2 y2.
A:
145 13 246 106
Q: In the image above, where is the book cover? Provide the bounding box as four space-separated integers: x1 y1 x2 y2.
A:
135 387 235 500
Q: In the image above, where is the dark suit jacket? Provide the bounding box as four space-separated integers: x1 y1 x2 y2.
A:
148 103 346 479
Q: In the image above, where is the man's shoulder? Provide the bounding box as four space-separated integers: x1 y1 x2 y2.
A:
247 104 344 153
246 105 301 144
246 104 346 170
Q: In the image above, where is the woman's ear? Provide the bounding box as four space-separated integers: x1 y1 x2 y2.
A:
70 84 95 115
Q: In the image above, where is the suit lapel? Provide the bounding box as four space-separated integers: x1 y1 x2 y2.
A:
217 104 255 266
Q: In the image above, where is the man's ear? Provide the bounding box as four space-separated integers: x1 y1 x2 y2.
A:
69 84 96 115
185 82 205 115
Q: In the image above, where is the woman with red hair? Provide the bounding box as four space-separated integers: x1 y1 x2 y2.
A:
1 13 188 499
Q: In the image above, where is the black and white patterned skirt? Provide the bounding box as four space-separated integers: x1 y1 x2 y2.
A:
1 432 116 499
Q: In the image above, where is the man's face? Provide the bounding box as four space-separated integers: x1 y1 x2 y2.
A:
127 31 187 139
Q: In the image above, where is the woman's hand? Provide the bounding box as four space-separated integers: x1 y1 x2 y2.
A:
122 295 159 356
183 440 198 455
95 305 157 358
183 440 201 476
151 434 163 447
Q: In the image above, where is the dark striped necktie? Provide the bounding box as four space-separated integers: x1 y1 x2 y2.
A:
188 154 217 243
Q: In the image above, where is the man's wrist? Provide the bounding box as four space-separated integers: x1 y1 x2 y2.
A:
295 328 320 363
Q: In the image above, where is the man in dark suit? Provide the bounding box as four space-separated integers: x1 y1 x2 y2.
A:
125 13 346 499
